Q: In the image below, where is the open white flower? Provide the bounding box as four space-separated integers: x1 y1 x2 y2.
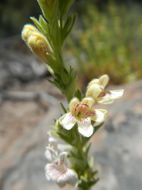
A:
59 97 107 137
45 158 78 187
86 74 124 104
45 135 72 162
45 143 78 187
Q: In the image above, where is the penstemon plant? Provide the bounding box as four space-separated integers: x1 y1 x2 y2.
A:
21 1 124 190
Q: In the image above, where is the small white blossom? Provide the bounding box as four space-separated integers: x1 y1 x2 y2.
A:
86 74 124 104
45 134 58 162
59 97 107 137
45 157 78 187
45 136 78 187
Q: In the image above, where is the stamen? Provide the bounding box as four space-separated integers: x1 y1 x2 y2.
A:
72 102 95 119
98 91 106 97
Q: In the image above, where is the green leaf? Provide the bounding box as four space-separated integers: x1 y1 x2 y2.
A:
84 143 91 158
39 15 49 32
60 102 67 113
55 122 80 146
94 122 104 133
30 17 43 32
62 14 76 40
37 0 59 21
59 0 75 17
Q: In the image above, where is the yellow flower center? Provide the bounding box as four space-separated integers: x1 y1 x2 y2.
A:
72 103 95 120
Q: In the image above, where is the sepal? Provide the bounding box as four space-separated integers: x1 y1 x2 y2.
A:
62 14 76 42
59 0 75 17
37 0 59 21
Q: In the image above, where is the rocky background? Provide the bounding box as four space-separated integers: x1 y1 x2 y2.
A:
0 38 142 190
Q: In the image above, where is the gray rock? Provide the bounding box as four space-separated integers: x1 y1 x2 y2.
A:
0 43 48 89
94 81 142 190
0 99 60 190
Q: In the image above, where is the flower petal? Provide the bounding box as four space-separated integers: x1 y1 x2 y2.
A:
87 78 99 88
78 118 94 137
98 93 114 104
45 162 78 187
93 109 107 126
109 89 124 99
81 97 95 108
98 89 124 104
45 147 57 162
86 83 102 99
99 74 109 88
69 97 80 113
59 113 76 130
45 163 62 181
59 152 68 163
57 169 78 187
47 134 58 149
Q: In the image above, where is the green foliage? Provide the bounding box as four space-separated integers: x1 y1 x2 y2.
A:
59 0 75 17
66 3 142 86
55 121 99 189
50 67 76 101
30 0 77 101
55 122 89 146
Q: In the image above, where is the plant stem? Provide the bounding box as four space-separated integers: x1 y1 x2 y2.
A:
43 2 95 189
69 133 98 190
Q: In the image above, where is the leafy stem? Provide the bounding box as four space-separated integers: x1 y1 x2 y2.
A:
22 1 99 190
55 123 100 190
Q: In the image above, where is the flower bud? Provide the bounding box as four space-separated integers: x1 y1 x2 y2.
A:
21 24 38 42
87 78 99 90
99 74 109 88
27 32 51 62
86 83 102 99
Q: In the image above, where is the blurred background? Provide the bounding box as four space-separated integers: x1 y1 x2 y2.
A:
1 0 142 85
0 0 142 190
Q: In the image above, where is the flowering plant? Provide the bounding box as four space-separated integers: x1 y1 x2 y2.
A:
21 1 124 190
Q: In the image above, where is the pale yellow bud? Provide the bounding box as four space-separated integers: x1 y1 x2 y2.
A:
87 79 99 89
86 83 102 99
21 24 38 42
99 74 109 88
81 97 94 108
69 97 80 113
27 32 51 61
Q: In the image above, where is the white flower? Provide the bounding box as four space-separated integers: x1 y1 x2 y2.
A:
86 74 124 104
45 141 78 187
45 135 59 162
45 158 78 187
59 97 107 137
45 146 58 163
